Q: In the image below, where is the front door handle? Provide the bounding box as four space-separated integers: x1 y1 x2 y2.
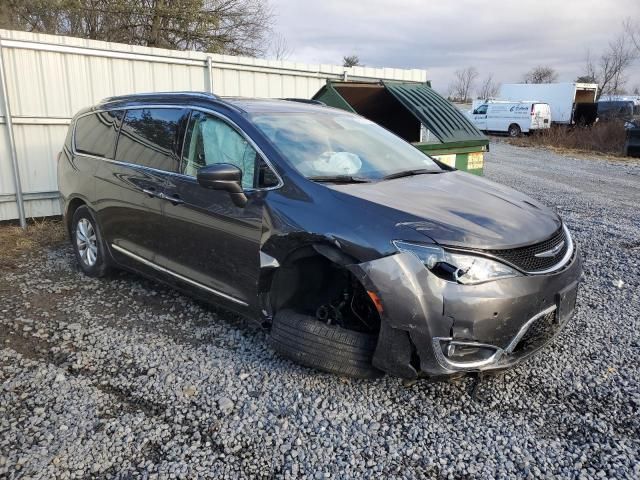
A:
142 187 161 198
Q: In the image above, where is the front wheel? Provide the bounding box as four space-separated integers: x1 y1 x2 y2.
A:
269 309 383 379
71 206 111 277
508 124 522 137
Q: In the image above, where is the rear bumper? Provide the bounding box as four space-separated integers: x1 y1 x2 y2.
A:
349 248 582 379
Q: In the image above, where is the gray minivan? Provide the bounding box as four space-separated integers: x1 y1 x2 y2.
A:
58 92 582 380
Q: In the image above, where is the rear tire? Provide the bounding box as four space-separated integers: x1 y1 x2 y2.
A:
508 123 522 137
269 309 383 379
71 206 111 277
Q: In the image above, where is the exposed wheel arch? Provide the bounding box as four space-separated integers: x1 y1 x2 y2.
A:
263 242 381 336
258 240 358 300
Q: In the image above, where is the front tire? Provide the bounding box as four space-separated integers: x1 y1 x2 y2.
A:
71 206 110 277
270 309 383 379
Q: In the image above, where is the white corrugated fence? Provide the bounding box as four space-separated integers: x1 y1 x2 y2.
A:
0 29 427 224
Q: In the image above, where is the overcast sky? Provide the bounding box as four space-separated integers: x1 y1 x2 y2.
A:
270 0 640 94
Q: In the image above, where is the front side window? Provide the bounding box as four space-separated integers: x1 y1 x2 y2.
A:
181 111 257 189
474 105 488 115
252 112 442 180
74 110 122 158
115 108 186 171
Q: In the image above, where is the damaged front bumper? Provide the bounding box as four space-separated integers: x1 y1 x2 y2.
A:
349 249 582 379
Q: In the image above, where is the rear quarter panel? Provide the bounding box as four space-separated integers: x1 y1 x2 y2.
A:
57 121 99 220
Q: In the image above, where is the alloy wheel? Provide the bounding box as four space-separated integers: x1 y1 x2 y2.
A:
76 218 98 267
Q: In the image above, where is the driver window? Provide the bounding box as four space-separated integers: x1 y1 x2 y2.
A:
182 111 256 189
475 105 488 115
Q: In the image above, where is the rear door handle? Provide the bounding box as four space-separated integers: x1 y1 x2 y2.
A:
164 193 184 205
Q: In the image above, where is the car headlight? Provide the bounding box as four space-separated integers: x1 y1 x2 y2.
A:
392 240 520 285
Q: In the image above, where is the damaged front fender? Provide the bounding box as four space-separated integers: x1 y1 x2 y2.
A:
349 252 452 378
349 249 582 379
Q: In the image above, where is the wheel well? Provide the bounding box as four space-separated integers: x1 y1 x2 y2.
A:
65 198 86 234
269 246 381 334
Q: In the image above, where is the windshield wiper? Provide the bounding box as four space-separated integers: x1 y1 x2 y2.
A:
308 175 371 184
382 168 445 180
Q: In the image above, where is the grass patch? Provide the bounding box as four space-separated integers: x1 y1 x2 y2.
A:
506 121 629 157
0 218 66 268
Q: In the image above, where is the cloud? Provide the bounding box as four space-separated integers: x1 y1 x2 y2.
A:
270 0 640 93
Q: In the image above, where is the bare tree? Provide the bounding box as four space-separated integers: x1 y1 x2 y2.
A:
522 66 558 84
448 66 478 102
477 74 500 100
269 32 293 60
576 75 597 83
0 0 274 56
583 34 635 99
343 55 361 68
624 17 640 55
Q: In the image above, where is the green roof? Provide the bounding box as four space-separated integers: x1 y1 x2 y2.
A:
381 81 486 143
313 80 487 145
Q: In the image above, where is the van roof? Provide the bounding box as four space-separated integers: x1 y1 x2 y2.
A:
486 100 548 104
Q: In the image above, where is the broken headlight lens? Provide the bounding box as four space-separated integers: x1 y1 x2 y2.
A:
392 241 520 285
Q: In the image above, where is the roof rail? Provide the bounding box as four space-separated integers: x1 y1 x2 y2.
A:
282 98 326 106
99 91 220 104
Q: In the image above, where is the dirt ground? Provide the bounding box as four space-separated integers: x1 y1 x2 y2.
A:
0 219 66 269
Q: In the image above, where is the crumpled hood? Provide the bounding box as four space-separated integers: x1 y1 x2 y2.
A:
327 171 561 250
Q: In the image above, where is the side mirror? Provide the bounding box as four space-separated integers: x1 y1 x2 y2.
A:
196 163 247 207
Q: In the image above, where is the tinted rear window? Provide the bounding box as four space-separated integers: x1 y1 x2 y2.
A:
74 111 122 158
115 108 187 171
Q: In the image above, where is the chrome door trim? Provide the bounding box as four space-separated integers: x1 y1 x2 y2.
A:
110 243 248 307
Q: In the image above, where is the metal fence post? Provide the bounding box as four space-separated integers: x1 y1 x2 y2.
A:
0 41 26 228
206 56 214 93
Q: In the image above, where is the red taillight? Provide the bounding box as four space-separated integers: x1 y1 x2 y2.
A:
531 104 535 115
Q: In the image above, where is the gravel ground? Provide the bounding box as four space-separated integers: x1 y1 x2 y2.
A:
1 142 639 479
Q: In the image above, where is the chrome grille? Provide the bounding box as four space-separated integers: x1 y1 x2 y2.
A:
486 227 568 272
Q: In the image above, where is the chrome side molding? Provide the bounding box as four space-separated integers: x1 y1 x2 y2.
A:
110 243 248 307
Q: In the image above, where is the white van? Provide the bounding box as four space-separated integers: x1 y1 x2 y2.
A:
467 101 551 136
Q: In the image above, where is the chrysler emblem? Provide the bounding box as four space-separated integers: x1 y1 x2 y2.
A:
535 241 565 258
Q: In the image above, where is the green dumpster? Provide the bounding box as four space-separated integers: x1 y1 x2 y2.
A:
312 80 489 175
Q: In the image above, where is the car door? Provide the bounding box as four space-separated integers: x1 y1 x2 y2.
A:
95 107 187 265
158 109 268 307
471 104 488 130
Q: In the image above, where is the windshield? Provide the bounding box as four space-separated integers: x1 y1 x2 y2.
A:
251 112 442 180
